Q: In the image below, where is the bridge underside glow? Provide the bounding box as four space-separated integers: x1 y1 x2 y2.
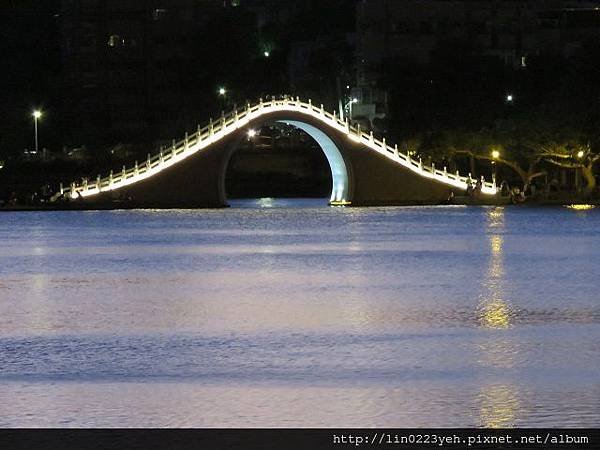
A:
278 120 349 203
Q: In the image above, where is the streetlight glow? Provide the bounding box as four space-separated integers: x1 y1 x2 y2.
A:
263 51 270 58
247 129 256 138
32 109 43 153
492 150 500 159
351 98 358 104
577 150 585 158
506 94 513 102
218 87 226 96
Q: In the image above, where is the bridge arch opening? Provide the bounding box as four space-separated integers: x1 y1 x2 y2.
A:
223 119 350 205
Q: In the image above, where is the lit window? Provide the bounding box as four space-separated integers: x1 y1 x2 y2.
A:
107 34 120 47
152 8 168 20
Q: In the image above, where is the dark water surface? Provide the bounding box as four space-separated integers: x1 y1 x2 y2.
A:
1 200 599 427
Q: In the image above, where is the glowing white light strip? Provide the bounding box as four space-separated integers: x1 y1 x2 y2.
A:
70 99 497 199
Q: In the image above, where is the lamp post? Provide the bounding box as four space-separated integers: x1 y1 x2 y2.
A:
491 150 500 185
32 110 42 153
346 98 358 120
218 87 228 112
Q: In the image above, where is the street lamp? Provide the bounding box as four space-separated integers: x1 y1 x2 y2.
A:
218 87 226 96
506 94 513 103
577 150 585 159
32 110 43 153
491 150 500 184
346 97 358 119
263 51 270 58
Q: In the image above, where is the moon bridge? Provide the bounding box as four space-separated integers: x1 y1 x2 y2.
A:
61 97 497 207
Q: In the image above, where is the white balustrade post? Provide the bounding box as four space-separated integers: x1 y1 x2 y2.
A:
159 151 164 164
382 137 386 149
456 170 460 178
96 175 101 188
259 98 263 109
443 166 447 176
357 123 361 138
333 110 337 121
184 132 188 151
345 118 350 133
71 182 76 194
122 165 126 179
308 99 312 108
419 158 423 171
369 131 374 143
147 153 152 169
394 144 399 157
109 170 114 186
432 162 436 173
235 109 239 124
221 111 226 128
59 183 64 195
197 124 201 137
83 178 88 190
320 104 324 115
134 161 139 175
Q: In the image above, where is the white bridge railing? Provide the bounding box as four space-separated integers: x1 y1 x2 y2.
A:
62 97 497 200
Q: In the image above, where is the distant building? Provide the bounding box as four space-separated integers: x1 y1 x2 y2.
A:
353 0 600 126
59 0 344 149
59 0 247 149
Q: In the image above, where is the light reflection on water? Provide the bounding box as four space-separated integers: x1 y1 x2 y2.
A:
0 200 599 427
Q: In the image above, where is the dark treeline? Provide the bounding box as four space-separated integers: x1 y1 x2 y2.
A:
381 38 600 196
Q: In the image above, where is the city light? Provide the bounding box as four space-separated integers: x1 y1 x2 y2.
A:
218 87 226 96
577 150 585 158
491 150 500 159
566 204 595 210
247 128 256 138
263 51 270 58
351 98 358 104
32 109 43 153
506 94 513 102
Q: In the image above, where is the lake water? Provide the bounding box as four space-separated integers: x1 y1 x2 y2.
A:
0 199 599 427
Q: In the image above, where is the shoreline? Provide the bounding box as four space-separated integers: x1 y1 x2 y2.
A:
1 197 598 212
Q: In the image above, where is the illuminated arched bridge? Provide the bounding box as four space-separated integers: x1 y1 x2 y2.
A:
62 97 497 207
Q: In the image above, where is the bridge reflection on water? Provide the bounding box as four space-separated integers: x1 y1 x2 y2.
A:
0 204 599 427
